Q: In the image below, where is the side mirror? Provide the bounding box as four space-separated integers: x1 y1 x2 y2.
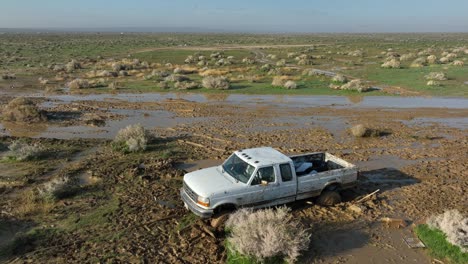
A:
261 180 268 186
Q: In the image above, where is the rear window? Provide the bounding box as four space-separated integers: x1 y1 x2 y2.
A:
280 163 293 182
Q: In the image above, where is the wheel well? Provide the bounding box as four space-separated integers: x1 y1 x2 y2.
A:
323 183 341 193
214 203 237 214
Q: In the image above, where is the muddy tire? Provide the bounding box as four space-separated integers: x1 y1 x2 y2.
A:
210 212 230 228
317 191 341 206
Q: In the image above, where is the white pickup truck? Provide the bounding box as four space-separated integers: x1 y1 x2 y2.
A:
180 147 358 218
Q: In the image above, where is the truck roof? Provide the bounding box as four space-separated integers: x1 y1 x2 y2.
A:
235 147 291 167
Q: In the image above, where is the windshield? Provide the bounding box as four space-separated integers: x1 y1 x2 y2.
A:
222 154 255 183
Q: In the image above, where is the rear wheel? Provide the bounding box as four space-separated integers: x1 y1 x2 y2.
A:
317 191 341 206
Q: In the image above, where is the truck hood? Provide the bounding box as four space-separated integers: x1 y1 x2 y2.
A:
184 166 238 197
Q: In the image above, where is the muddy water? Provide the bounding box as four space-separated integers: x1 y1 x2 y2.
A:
29 93 468 109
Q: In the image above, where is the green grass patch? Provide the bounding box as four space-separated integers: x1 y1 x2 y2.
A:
415 224 468 264
225 240 286 264
60 197 119 231
345 64 468 96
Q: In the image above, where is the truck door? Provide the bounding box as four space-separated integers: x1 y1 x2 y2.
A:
249 166 281 207
277 163 297 203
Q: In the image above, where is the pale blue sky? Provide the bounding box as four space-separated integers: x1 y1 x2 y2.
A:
1 0 468 32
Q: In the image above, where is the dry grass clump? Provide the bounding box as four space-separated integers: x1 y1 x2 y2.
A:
425 72 447 81
199 69 229 77
348 50 364 57
427 55 438 64
381 58 401 69
174 67 196 74
114 124 149 153
427 210 468 252
226 207 310 263
276 59 286 67
202 76 230 90
164 74 190 82
38 77 49 85
350 124 383 137
340 79 371 93
410 57 428 68
5 140 44 161
66 60 82 72
174 81 199 90
271 76 291 87
2 97 47 122
332 74 348 84
400 53 416 61
284 80 297 89
67 78 90 89
427 80 441 86
38 176 78 200
452 60 464 66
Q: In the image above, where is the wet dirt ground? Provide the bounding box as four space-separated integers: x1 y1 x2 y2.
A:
0 90 467 263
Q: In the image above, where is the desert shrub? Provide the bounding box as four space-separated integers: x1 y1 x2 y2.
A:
427 210 468 252
427 80 441 86
271 76 286 87
226 207 310 263
2 97 47 122
453 60 464 66
164 74 190 82
52 64 66 72
5 140 44 161
425 72 448 81
340 79 371 93
410 57 427 68
173 67 195 74
276 59 286 67
284 80 297 89
350 124 383 137
350 124 368 137
38 176 79 200
67 78 90 89
201 76 230 90
427 55 438 64
332 74 348 84
38 77 49 85
113 124 148 153
381 58 401 69
400 53 416 61
174 81 199 90
66 60 81 72
242 57 256 65
348 50 364 57
297 59 312 65
260 64 272 72
112 63 123 71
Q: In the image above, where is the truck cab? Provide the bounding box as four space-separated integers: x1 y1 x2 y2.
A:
181 147 358 218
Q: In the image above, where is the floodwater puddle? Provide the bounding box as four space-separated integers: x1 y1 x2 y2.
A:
401 117 468 130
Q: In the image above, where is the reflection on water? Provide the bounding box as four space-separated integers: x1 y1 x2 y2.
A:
31 93 468 109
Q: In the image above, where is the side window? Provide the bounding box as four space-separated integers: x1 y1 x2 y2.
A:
280 163 293 182
251 166 275 185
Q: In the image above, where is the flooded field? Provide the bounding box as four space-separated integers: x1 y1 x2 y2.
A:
1 90 467 263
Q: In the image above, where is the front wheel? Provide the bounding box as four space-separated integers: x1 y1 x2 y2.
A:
317 191 341 206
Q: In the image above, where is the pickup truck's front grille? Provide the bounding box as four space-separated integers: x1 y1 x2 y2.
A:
183 181 198 202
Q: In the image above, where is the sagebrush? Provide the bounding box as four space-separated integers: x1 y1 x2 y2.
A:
225 207 310 263
114 124 148 152
6 140 44 161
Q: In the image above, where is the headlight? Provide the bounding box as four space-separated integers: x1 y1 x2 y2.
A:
197 196 210 207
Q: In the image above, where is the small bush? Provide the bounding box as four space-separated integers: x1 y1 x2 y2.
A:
284 80 297 89
67 78 90 89
350 124 383 137
381 58 401 68
2 97 47 122
427 55 438 64
425 72 448 81
226 207 310 263
164 74 190 82
113 124 148 153
38 176 79 200
427 80 441 86
6 140 44 161
410 57 427 68
332 74 348 84
340 79 371 93
202 76 230 90
453 60 464 66
427 210 468 253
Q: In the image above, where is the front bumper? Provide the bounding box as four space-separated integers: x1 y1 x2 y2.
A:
180 188 214 218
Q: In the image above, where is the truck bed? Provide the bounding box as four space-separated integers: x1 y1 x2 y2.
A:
290 152 358 200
